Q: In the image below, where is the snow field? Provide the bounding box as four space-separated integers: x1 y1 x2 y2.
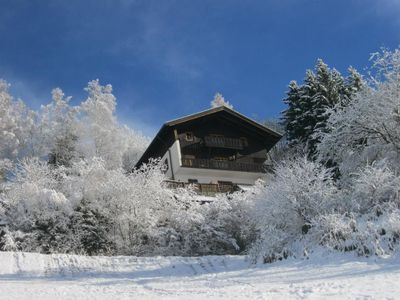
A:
0 252 399 299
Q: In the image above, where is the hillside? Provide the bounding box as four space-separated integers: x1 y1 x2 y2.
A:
0 252 399 299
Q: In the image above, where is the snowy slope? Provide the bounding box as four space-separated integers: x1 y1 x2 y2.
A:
0 251 399 299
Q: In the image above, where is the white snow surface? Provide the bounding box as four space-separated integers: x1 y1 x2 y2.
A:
0 251 399 299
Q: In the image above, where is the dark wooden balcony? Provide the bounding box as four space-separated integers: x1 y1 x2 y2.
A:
204 136 244 150
181 158 265 173
164 180 238 196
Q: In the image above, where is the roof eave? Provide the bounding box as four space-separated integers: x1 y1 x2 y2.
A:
166 106 282 138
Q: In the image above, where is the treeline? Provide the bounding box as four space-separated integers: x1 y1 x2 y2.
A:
1 48 400 262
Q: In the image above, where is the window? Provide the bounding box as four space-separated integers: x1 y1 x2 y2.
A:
218 181 233 186
210 134 224 144
185 132 194 141
188 179 198 184
214 156 228 161
182 155 195 167
240 137 248 147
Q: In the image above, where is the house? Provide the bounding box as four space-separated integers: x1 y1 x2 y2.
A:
135 106 282 195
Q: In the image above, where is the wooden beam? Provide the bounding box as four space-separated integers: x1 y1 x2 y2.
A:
174 129 179 140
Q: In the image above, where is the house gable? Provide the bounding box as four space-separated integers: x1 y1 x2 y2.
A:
135 106 282 169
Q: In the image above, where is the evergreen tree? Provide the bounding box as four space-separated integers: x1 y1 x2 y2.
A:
308 61 345 152
282 59 364 156
74 201 114 255
297 70 319 145
282 71 318 147
343 66 364 105
282 80 301 143
48 133 78 168
32 217 71 254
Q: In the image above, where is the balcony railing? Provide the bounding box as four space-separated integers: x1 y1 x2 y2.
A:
164 180 237 196
204 136 244 150
181 158 265 173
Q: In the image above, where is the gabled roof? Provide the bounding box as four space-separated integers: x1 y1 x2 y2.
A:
165 106 281 137
135 106 283 168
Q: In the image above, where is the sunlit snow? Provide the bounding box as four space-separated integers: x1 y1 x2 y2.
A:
0 252 399 299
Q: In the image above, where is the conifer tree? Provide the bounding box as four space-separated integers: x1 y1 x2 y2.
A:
282 70 318 147
343 66 364 105
282 59 364 155
308 61 344 151
297 70 319 144
74 201 113 255
282 81 301 143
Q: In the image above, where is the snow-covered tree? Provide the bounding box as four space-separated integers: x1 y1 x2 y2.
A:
312 163 400 257
120 126 150 171
0 80 20 162
0 80 35 179
282 60 363 155
32 88 80 166
282 71 318 148
0 78 152 254
77 80 149 170
282 80 302 144
316 48 400 178
210 93 233 109
249 157 338 263
0 158 78 253
248 156 400 262
76 80 121 168
73 200 113 255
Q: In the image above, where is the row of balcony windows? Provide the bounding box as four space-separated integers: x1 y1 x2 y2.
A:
164 180 239 196
182 133 248 150
181 157 266 173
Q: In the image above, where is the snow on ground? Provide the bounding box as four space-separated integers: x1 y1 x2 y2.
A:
0 251 399 300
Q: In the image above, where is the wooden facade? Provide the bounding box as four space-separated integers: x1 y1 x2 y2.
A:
135 106 282 193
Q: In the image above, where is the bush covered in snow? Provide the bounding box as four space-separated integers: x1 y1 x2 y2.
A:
249 159 400 263
0 157 256 256
248 157 338 262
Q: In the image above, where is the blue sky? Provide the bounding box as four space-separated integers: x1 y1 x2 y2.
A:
0 0 399 136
